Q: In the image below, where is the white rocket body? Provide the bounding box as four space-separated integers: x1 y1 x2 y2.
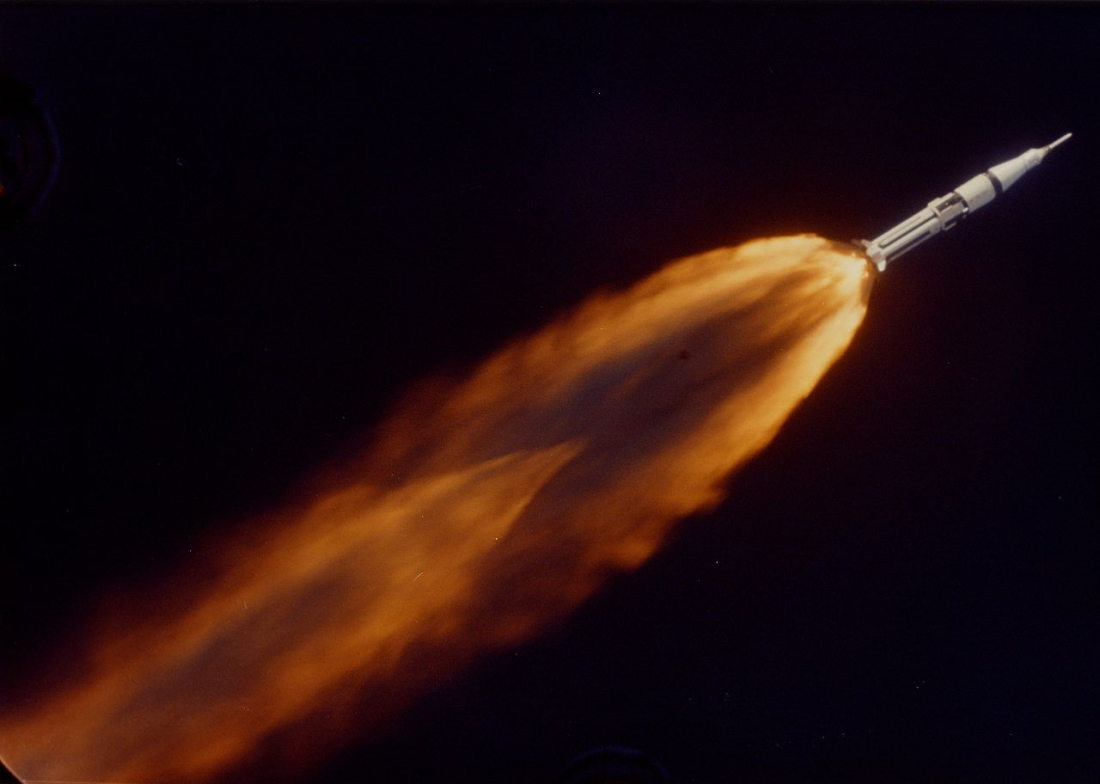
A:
862 133 1071 272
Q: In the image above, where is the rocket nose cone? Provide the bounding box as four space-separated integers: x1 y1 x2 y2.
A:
1043 132 1072 155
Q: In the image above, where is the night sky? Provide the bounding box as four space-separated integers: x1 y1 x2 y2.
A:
2 4 1098 783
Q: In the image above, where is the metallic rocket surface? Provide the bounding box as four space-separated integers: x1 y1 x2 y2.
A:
862 134 1072 272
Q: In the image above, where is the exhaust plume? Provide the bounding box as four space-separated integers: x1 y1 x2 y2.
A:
0 235 872 783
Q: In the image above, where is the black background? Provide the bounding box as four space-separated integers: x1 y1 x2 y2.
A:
2 4 1097 783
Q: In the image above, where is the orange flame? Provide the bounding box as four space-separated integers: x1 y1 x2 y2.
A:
0 235 872 783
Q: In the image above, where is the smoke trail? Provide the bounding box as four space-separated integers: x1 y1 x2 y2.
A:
0 235 872 783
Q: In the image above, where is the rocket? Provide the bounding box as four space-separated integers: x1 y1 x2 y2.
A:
861 134 1072 272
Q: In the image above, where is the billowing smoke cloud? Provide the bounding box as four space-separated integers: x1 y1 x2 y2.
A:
0 235 872 783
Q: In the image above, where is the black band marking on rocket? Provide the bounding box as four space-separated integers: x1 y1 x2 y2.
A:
985 170 1004 196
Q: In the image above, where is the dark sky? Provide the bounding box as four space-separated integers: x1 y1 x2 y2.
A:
2 4 1098 783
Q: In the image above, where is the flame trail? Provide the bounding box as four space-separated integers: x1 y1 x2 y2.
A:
1 235 872 783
